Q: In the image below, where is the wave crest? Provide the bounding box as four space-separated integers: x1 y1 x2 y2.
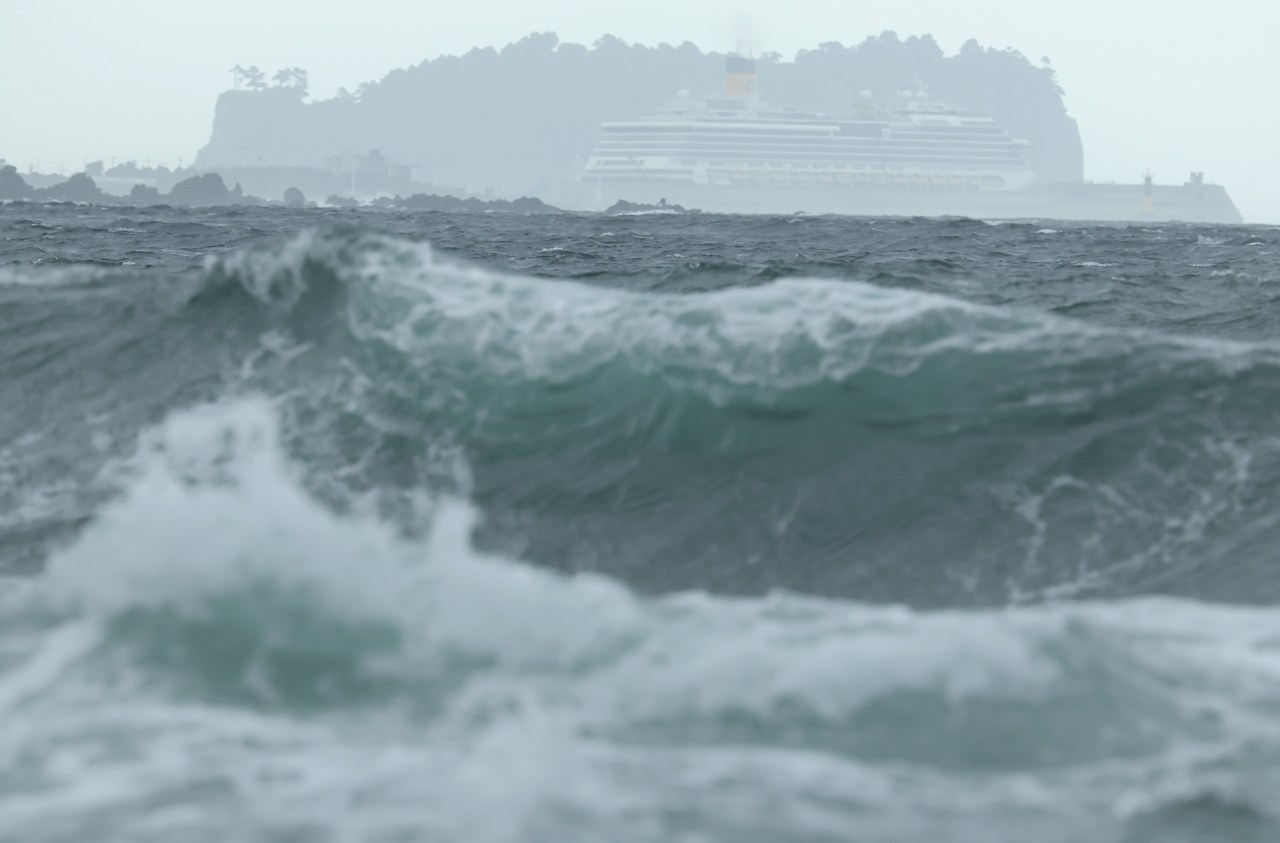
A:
3 397 1280 840
7 227 1280 606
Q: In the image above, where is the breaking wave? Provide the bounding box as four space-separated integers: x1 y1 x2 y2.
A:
5 225 1280 840
1 397 1279 841
8 227 1280 603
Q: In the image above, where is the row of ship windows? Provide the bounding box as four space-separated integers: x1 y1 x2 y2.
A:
597 142 1017 153
602 126 1005 136
604 125 838 134
686 162 1004 170
688 163 1006 172
597 142 1021 153
600 133 1011 141
594 152 1025 165
599 134 1008 145
601 132 1008 140
596 153 1024 163
597 138 1015 148
593 157 1022 169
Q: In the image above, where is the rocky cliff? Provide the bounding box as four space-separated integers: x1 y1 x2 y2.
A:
196 32 1083 195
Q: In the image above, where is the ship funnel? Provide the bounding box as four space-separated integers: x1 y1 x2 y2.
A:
726 56 756 96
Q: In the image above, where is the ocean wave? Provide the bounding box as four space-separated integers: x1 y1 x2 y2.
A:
198 229 1280 605
200 226 1273 429
5 227 1280 608
1 397 1279 841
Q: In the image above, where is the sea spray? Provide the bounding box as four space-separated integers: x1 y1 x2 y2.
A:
6 226 1280 605
5 206 1280 840
0 399 1278 840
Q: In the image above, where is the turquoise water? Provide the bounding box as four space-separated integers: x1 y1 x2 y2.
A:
2 204 1280 841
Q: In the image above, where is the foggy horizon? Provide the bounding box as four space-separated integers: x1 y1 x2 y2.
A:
5 0 1280 221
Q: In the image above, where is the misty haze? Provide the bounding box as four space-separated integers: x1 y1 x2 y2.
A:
1 7 1279 843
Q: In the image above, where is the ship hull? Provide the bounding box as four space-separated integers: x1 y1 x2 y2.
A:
543 179 1244 224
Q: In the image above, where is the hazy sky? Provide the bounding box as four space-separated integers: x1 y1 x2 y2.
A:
4 0 1278 221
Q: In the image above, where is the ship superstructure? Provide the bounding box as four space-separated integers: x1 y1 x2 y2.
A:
581 56 1036 196
546 56 1241 222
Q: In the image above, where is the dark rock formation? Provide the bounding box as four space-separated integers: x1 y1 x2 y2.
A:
167 172 234 205
605 198 694 215
392 193 561 212
325 194 360 208
37 173 107 203
282 187 306 206
129 184 163 203
204 166 373 203
0 165 35 200
506 196 559 213
1 166 267 207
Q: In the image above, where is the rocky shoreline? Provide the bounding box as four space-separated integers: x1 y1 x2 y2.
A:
0 165 562 212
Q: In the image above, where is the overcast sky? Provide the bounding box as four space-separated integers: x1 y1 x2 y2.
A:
4 0 1278 221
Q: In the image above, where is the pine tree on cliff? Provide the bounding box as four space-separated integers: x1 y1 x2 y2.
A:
273 68 309 97
244 66 267 91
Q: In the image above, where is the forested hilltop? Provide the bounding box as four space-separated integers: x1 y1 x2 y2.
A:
197 32 1083 196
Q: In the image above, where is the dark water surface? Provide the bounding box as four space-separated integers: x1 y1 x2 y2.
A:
2 201 1280 842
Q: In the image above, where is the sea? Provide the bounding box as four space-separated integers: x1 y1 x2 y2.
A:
2 200 1280 842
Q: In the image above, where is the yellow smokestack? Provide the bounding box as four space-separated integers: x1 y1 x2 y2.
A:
726 56 757 96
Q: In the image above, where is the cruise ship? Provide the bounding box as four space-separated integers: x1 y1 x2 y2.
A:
546 57 1241 222
584 56 1034 195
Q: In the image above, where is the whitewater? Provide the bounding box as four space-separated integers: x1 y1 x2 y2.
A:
2 202 1280 842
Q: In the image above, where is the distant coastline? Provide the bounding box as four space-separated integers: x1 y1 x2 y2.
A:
0 164 561 213
197 32 1084 200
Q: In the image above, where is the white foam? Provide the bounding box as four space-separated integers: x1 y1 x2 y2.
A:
21 400 1280 720
43 397 411 624
0 621 100 712
37 398 1062 712
0 264 104 287
4 398 1280 838
202 231 1279 411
